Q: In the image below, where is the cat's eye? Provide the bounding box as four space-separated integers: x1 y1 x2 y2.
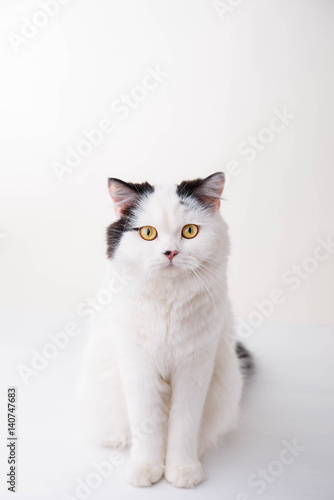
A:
182 224 199 239
140 226 158 241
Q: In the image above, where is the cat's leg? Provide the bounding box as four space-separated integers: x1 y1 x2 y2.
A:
198 339 243 456
118 349 169 487
78 336 130 448
164 348 216 488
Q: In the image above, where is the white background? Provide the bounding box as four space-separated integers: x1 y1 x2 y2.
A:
0 0 333 499
0 0 333 322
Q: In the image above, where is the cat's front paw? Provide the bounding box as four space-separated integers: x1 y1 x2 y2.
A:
165 461 204 488
125 460 164 487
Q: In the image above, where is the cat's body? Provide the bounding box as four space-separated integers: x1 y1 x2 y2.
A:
79 173 252 488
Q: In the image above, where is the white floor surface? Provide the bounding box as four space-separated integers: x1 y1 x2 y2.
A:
0 312 333 500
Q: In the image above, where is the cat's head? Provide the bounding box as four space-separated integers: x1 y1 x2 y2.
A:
106 173 228 277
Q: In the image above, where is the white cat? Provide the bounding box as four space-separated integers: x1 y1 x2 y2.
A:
79 172 252 488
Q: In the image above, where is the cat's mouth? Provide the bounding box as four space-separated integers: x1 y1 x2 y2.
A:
164 261 176 270
161 260 180 273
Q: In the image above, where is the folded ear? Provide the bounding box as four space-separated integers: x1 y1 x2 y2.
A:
108 178 154 217
177 172 225 211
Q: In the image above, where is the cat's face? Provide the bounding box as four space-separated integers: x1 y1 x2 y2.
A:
107 173 228 277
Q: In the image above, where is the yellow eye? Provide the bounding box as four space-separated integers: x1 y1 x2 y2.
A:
182 224 199 239
140 226 157 241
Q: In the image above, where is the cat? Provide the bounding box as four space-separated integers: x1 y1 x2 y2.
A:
79 172 252 488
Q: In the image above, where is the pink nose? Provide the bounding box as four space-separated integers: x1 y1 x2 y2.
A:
164 250 179 261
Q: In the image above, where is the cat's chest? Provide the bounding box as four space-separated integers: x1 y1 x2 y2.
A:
131 289 219 349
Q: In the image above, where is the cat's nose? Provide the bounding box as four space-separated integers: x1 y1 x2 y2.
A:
164 250 179 261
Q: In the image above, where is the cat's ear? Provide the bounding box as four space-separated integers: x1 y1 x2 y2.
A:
177 172 225 211
198 172 225 209
108 178 153 217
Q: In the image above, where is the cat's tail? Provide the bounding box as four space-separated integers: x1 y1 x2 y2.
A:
236 342 254 374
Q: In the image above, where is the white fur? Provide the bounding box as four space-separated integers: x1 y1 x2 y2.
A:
79 183 243 488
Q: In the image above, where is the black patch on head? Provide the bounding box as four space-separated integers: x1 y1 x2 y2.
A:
236 342 254 374
177 178 205 201
108 178 154 210
106 181 154 259
106 206 134 259
176 172 224 210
